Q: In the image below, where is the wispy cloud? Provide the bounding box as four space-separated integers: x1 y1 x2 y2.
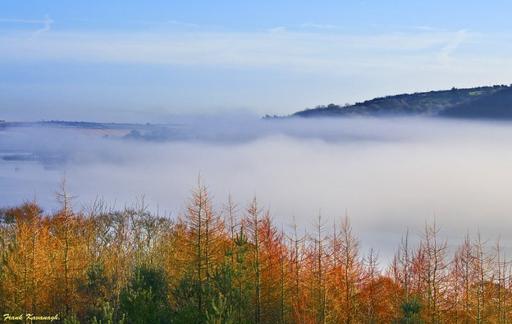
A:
300 22 343 30
1 25 510 92
131 19 200 29
0 28 481 70
267 26 287 33
0 15 54 35
35 16 54 35
438 29 469 62
165 20 200 28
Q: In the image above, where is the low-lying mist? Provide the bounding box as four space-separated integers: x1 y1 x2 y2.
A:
2 116 512 259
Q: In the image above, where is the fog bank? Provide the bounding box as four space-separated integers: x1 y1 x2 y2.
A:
2 116 512 258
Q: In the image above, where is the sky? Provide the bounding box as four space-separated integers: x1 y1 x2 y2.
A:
1 0 512 122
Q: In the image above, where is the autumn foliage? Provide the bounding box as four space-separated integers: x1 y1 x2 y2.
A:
1 182 511 323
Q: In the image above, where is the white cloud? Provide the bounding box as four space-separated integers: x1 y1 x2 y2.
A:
300 22 343 30
0 28 488 73
0 17 48 24
438 29 469 62
130 19 200 29
267 26 287 33
35 16 54 35
0 16 54 36
163 19 199 28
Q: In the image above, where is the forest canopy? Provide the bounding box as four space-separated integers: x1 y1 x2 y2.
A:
0 181 510 323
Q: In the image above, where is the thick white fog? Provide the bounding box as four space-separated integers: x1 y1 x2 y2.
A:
2 117 512 259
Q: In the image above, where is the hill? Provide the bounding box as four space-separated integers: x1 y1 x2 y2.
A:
440 86 512 119
291 85 512 119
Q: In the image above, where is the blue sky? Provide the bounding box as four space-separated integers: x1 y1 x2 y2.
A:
1 0 512 121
